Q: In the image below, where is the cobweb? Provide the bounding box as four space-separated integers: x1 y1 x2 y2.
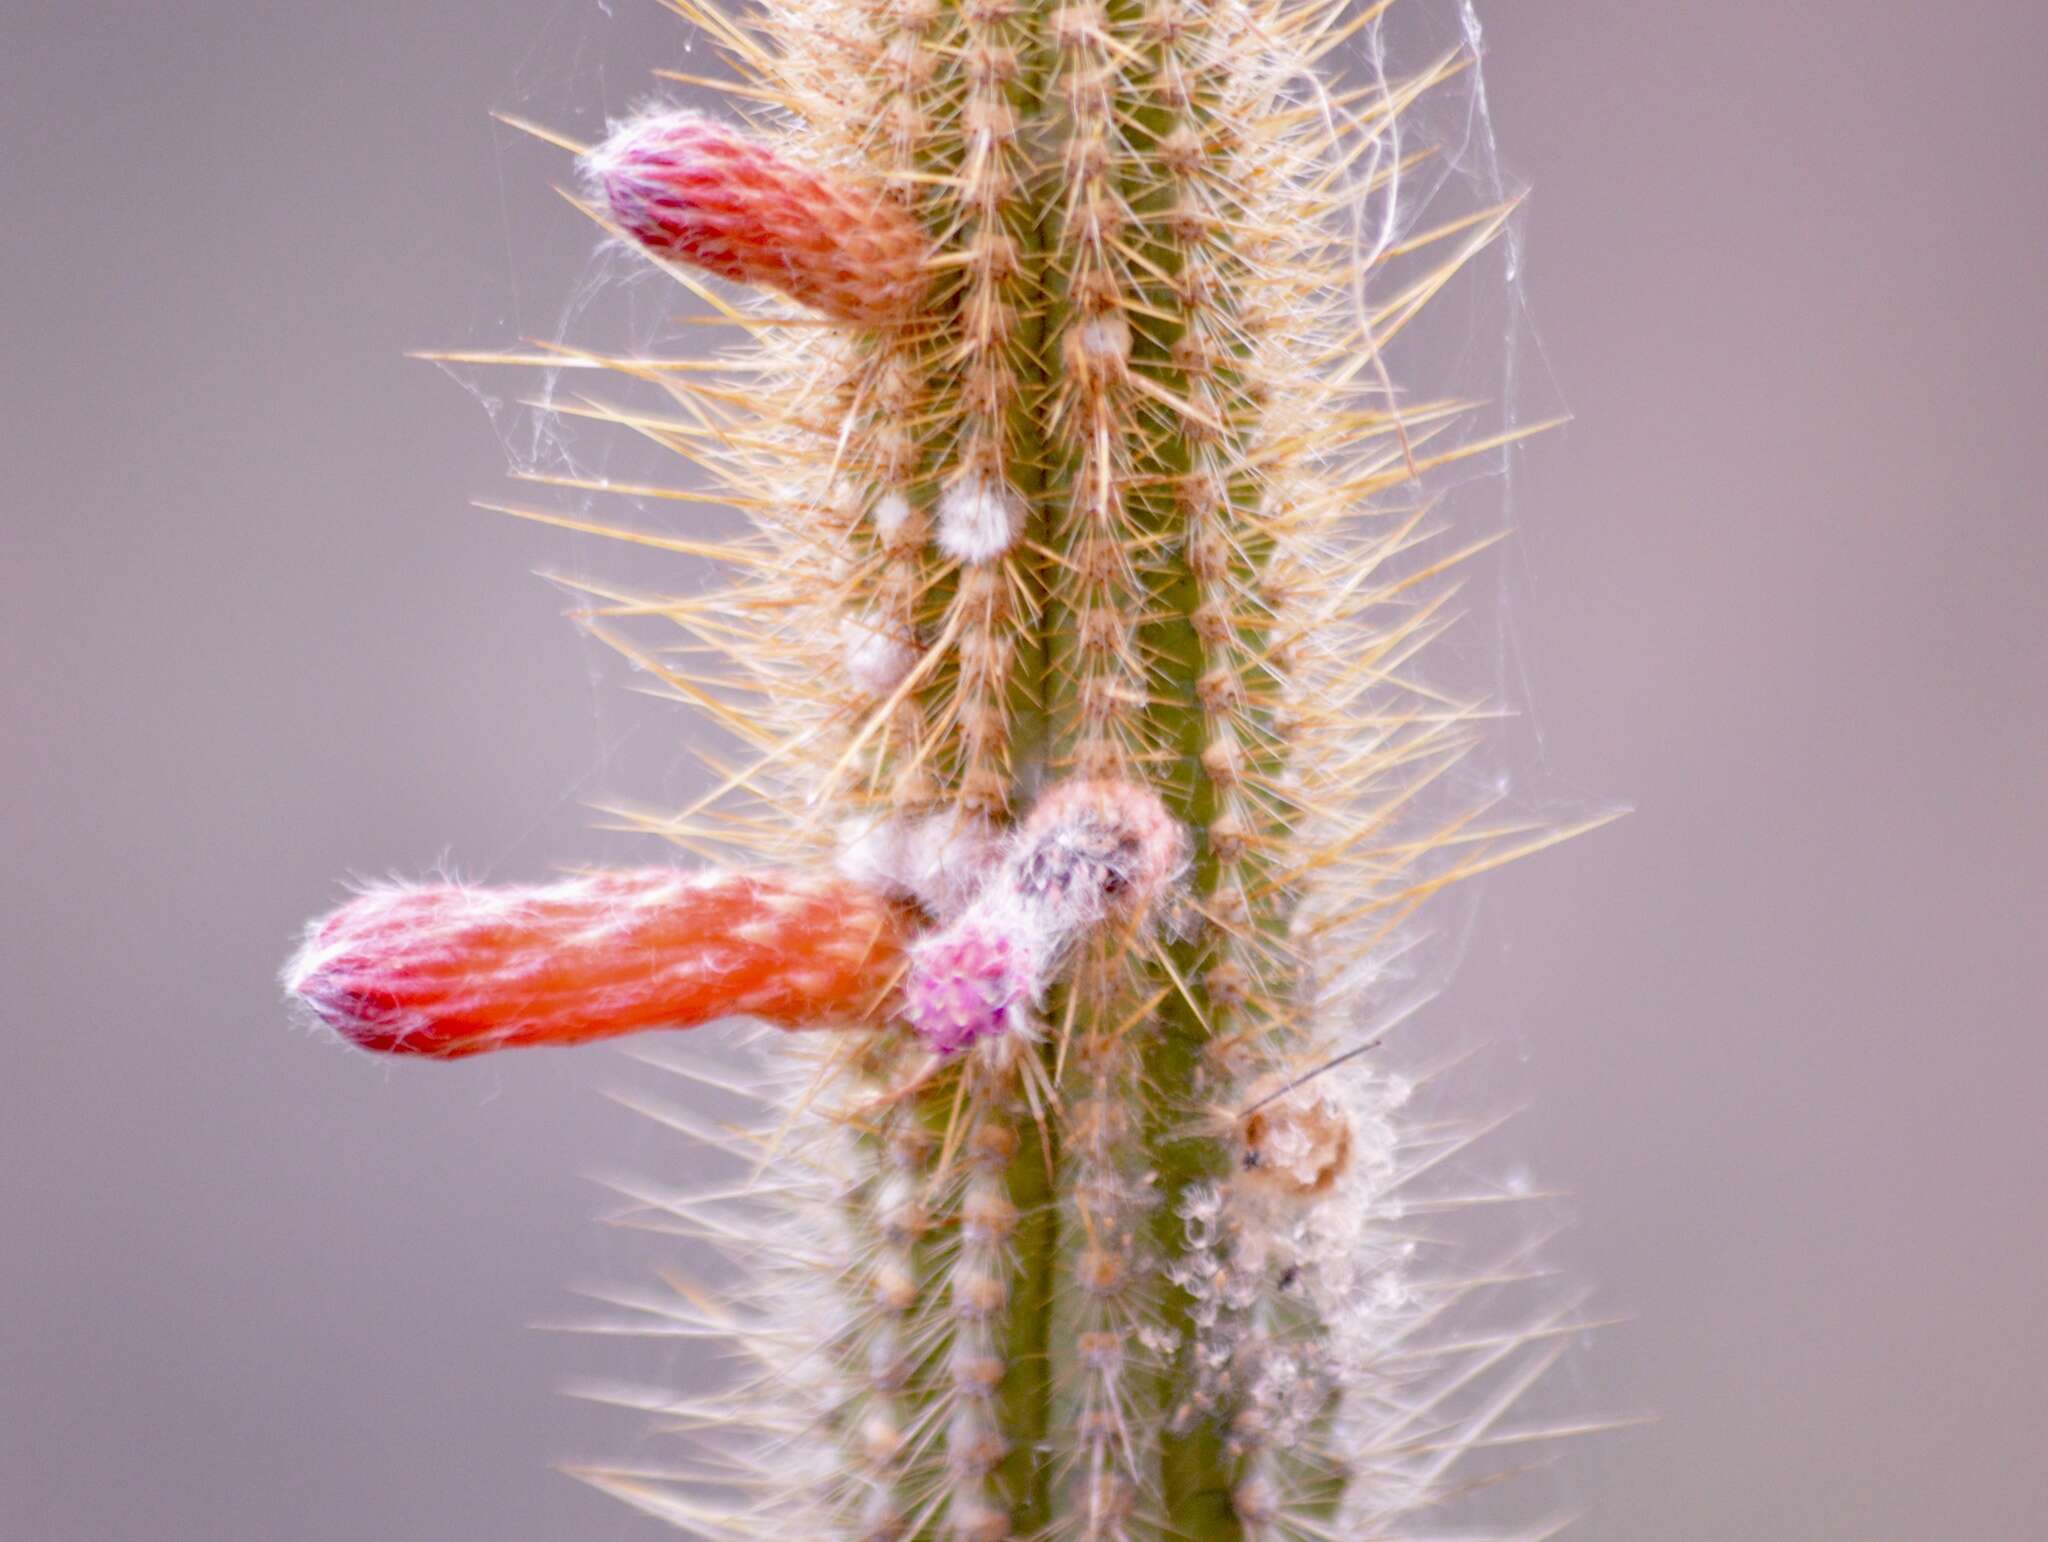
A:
1304 6 1618 1528
429 0 1619 1531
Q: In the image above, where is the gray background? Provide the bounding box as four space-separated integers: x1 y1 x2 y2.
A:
5 2 2044 1538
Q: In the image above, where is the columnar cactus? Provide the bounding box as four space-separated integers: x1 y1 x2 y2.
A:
286 1 1596 1536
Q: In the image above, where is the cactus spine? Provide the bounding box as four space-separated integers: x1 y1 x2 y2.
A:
287 0 1597 1535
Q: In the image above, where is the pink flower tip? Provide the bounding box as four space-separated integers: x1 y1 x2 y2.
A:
900 926 1034 1055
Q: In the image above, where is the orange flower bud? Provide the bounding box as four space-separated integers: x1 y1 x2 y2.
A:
284 871 907 1058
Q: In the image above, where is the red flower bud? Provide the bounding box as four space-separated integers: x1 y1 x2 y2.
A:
284 871 908 1059
586 111 929 327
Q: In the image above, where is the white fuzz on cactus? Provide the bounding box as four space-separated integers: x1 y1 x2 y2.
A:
936 472 1028 565
285 0 1607 1535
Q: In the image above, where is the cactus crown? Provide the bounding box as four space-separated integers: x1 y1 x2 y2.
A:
287 0 1605 1536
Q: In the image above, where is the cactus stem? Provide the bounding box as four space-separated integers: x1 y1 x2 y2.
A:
289 1 1599 1533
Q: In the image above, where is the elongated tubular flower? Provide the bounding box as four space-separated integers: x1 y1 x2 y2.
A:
584 110 929 326
284 871 909 1058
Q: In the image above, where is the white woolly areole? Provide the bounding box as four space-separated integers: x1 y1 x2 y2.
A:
834 812 1001 920
1074 314 1131 373
936 473 1023 564
899 814 1003 920
834 815 909 896
1080 314 1129 354
870 492 913 540
838 614 918 695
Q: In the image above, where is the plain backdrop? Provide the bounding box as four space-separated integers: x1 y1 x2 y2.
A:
5 2 2045 1539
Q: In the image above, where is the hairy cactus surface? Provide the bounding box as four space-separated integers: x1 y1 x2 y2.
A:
286 0 1602 1536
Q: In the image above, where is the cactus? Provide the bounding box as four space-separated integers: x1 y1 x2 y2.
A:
285 0 1603 1535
